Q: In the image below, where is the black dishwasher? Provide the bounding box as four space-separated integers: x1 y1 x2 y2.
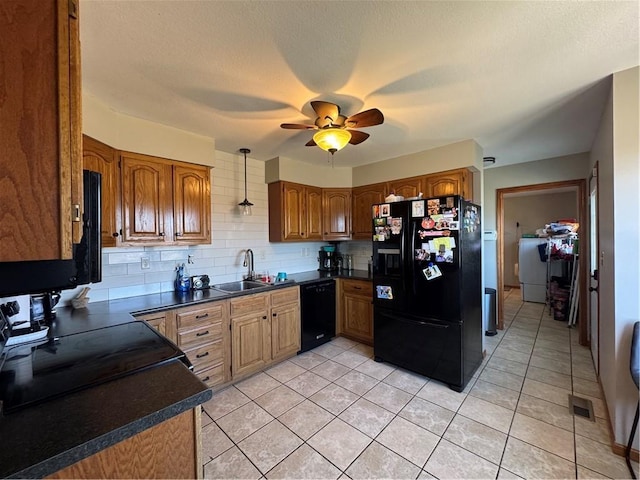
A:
300 280 336 352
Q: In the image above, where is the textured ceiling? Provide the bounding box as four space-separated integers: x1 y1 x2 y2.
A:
80 1 638 168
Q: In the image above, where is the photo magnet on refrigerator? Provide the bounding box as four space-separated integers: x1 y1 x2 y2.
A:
376 286 394 299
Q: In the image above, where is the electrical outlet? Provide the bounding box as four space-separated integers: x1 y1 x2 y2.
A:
141 256 150 269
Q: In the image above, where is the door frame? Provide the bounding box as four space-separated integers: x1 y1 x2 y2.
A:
588 163 600 371
496 179 588 345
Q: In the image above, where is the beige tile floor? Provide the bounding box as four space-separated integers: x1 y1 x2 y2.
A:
200 290 638 479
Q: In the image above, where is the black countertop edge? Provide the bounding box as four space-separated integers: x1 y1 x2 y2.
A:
2 360 212 479
54 271 372 335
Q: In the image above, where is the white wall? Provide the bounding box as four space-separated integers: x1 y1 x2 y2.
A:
61 96 325 304
265 156 352 187
503 192 578 286
483 153 591 290
353 139 483 187
592 66 640 447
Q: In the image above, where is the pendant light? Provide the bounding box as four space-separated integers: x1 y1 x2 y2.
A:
238 148 253 216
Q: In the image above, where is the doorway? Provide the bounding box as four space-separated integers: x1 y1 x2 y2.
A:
496 179 588 345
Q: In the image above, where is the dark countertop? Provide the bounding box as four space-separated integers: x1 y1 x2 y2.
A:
0 359 211 479
287 269 372 285
0 270 370 477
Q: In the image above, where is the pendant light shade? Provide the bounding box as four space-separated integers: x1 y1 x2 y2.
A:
313 128 352 155
238 148 253 216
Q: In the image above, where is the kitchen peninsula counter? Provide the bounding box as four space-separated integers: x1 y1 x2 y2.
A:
0 271 371 478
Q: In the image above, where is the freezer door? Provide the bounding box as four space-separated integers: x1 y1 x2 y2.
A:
374 309 464 390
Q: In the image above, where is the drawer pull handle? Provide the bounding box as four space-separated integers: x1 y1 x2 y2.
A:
196 330 210 337
353 286 362 290
196 313 209 319
273 313 277 317
202 376 210 382
196 352 209 359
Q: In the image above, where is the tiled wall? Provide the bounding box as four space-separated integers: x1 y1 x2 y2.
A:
61 151 327 305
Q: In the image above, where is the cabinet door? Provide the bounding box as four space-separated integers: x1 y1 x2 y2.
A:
343 294 374 344
82 135 121 247
305 186 323 241
388 176 423 199
352 184 386 240
173 164 211 244
138 313 166 337
322 188 352 240
271 303 301 361
0 0 81 261
120 153 173 244
425 169 472 200
232 313 270 378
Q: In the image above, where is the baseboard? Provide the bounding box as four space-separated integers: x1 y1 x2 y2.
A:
613 442 639 462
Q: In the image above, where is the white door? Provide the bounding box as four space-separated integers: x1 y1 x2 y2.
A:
589 167 599 373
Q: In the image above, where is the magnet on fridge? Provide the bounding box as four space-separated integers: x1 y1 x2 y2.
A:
423 264 443 280
376 285 393 300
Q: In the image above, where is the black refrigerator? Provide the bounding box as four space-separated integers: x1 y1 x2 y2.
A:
372 195 482 391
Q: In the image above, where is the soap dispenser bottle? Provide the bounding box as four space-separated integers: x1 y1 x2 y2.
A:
175 263 191 292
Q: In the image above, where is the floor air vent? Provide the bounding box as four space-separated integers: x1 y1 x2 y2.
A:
569 394 595 421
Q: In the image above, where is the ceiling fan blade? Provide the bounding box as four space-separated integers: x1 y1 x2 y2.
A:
345 108 384 128
348 130 370 145
311 101 340 122
305 138 317 147
280 123 316 130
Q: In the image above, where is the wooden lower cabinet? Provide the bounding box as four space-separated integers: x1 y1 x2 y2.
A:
230 287 300 380
174 301 230 389
339 279 373 345
134 311 171 340
47 409 201 479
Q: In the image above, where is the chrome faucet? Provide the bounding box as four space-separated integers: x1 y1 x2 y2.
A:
243 249 255 280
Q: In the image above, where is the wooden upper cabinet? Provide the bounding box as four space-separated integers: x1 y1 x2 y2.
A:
352 183 386 240
0 0 82 262
268 181 322 242
305 186 323 241
120 153 173 244
322 188 351 241
82 135 121 247
173 164 211 244
120 151 211 246
388 176 423 199
424 168 473 200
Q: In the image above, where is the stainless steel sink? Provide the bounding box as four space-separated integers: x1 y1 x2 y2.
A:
211 280 269 293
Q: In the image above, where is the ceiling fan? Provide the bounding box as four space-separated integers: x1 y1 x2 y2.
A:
281 101 384 154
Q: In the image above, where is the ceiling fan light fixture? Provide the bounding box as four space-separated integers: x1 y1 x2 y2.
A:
313 128 352 155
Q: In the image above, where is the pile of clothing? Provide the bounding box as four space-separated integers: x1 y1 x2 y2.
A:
535 219 579 238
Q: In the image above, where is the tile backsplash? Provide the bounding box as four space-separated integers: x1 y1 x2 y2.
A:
60 152 329 305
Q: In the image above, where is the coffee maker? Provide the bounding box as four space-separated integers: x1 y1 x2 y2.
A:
318 245 341 272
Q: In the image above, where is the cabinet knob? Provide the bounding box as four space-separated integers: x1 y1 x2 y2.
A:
262 315 267 320
175 232 183 237
159 232 165 237
301 232 305 236
273 313 277 317
112 232 119 238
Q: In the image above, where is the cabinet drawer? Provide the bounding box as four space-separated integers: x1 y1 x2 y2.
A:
177 321 222 350
230 293 269 317
271 286 299 307
342 280 372 297
184 339 224 371
175 302 225 329
195 363 225 388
